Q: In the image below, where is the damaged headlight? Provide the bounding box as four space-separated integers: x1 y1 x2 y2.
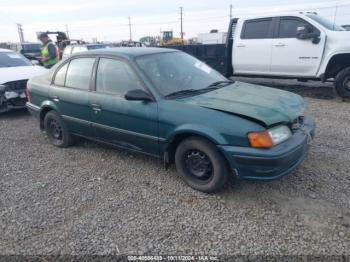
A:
268 125 292 145
248 125 292 148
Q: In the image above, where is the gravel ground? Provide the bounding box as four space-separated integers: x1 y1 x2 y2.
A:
0 79 349 257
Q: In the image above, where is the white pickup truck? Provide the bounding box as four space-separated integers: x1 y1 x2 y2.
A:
170 12 350 97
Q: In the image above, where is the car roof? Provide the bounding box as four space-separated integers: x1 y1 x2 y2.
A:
78 47 179 59
0 48 13 53
238 12 309 20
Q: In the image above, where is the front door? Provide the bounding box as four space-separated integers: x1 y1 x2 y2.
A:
270 16 325 77
233 18 274 75
89 57 159 156
49 57 96 136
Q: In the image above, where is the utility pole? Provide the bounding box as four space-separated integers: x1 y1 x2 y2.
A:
180 7 184 44
128 16 132 41
65 24 70 39
230 4 233 19
17 23 24 43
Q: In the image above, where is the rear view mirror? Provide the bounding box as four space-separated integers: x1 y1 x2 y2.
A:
125 89 153 102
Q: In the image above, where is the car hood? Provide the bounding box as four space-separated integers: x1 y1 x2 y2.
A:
0 66 47 84
177 81 305 126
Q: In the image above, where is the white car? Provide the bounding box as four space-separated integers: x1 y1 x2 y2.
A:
0 48 47 113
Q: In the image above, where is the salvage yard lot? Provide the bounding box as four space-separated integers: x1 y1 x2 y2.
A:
0 79 349 255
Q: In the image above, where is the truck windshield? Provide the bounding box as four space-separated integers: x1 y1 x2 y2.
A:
307 14 345 31
22 44 42 52
136 52 227 97
0 52 32 68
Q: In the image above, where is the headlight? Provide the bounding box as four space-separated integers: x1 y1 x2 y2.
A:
248 125 292 148
268 125 292 145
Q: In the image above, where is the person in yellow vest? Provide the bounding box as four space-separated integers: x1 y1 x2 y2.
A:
38 33 58 68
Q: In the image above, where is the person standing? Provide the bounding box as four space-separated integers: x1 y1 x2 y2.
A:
38 33 58 68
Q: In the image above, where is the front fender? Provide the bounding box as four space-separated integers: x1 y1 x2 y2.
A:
318 51 350 77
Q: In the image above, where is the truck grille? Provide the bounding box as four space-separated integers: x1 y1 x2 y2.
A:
3 79 28 91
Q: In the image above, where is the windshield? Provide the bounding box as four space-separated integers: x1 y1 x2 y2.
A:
307 14 345 31
136 52 227 97
0 52 32 68
22 44 41 52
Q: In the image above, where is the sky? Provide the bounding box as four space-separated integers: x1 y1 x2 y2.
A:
0 0 350 43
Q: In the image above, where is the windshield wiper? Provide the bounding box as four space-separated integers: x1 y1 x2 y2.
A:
165 89 199 99
206 80 234 88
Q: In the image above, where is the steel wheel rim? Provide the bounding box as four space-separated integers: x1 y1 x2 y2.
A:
184 150 213 181
343 76 350 92
49 119 62 140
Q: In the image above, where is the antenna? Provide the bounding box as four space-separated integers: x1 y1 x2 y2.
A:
230 4 233 19
333 2 338 30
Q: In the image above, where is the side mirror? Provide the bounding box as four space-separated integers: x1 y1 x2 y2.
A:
31 60 40 66
125 89 153 102
296 25 320 44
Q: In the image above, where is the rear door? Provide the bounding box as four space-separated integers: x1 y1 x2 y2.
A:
270 16 325 76
49 56 96 136
233 18 274 75
88 57 159 156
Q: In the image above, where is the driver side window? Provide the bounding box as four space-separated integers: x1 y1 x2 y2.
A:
277 17 312 38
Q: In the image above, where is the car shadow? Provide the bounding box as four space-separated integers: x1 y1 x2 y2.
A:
0 108 30 119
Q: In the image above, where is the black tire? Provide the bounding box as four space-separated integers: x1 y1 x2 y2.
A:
334 67 350 98
175 136 229 193
44 111 74 148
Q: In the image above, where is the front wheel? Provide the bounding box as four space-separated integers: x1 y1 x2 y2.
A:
44 111 74 148
175 137 229 193
334 67 350 98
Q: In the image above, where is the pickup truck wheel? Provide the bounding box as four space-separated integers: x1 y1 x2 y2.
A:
175 137 229 193
44 111 74 148
335 67 350 98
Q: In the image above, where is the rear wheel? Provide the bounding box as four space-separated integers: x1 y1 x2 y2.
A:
175 137 229 193
44 111 74 147
334 67 350 98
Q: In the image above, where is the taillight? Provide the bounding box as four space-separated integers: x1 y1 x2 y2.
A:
25 88 31 103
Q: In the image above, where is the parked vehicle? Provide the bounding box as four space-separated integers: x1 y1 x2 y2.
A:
62 44 107 60
26 48 315 192
168 12 350 97
0 48 47 113
198 31 228 44
9 42 42 61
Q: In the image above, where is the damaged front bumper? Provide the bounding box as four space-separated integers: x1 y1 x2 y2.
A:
0 82 28 113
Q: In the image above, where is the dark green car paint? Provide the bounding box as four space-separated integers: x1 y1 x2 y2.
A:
178 82 306 127
26 48 315 181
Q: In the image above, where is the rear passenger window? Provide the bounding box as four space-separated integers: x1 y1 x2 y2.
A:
241 19 272 39
54 63 68 86
65 58 95 90
278 18 309 38
96 58 143 95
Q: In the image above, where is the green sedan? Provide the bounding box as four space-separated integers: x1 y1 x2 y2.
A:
26 48 315 192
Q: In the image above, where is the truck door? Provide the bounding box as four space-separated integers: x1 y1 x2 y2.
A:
233 18 274 75
270 16 325 77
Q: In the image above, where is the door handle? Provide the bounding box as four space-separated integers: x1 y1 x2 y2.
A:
91 104 102 113
51 96 60 102
274 43 286 47
236 44 246 47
